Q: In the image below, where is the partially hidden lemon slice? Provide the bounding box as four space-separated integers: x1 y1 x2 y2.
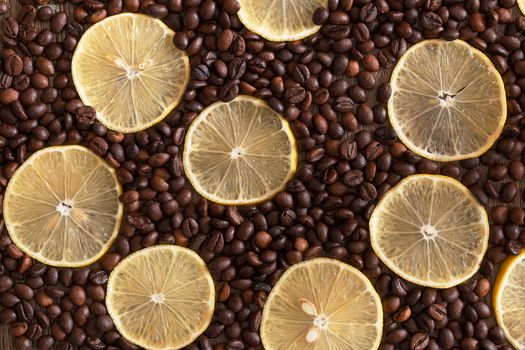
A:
493 249 525 349
261 258 383 350
370 174 489 288
238 0 328 42
183 95 297 206
3 145 122 267
518 0 525 16
72 13 190 133
389 39 506 161
106 245 215 350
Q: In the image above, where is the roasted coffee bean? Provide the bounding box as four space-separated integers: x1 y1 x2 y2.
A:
228 57 246 80
427 303 447 321
16 301 33 322
292 64 310 84
387 328 408 343
410 332 430 350
68 285 86 306
219 80 239 102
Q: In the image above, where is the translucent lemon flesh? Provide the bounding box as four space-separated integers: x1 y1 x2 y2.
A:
184 95 297 205
3 145 122 267
238 0 328 42
493 249 525 350
389 39 506 161
106 245 215 350
72 13 190 133
261 258 383 350
370 174 489 288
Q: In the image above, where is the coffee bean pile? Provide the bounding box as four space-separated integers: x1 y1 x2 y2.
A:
0 0 524 349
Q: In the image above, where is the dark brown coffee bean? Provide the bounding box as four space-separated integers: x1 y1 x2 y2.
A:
68 285 86 306
357 71 376 90
410 332 430 350
421 11 443 30
333 96 354 112
313 7 329 24
1 17 18 38
359 182 377 200
359 3 378 22
509 160 524 180
387 328 408 343
428 303 447 321
218 29 234 51
284 86 306 105
14 283 33 301
292 64 310 84
147 4 168 18
439 327 455 349
11 322 28 337
0 276 13 293
16 301 33 322
0 292 20 307
500 181 518 202
50 12 67 33
29 326 49 347
219 80 239 102
17 5 36 25
5 54 23 76
462 169 480 186
228 57 246 80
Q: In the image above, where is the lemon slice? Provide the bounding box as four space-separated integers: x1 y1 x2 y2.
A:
389 39 506 161
3 145 122 267
370 174 489 288
518 0 525 15
183 95 297 206
72 13 190 133
238 0 328 42
493 249 525 349
261 258 382 350
106 245 215 350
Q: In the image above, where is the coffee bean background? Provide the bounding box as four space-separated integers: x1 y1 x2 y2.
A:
0 0 525 349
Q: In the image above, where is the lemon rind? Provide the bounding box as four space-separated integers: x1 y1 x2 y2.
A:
260 258 383 350
71 13 190 133
183 95 298 206
517 0 525 16
3 145 123 268
106 245 216 350
237 0 326 42
369 174 490 289
388 39 507 162
493 249 525 350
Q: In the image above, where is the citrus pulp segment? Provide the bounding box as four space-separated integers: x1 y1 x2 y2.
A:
493 249 525 350
106 245 215 350
388 39 506 161
237 0 328 42
261 258 383 350
3 145 122 267
71 13 190 133
370 174 489 288
183 95 297 206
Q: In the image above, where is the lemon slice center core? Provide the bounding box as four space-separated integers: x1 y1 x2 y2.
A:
230 147 244 159
151 293 165 304
113 57 153 80
436 85 467 108
300 298 329 343
56 200 74 216
421 224 438 239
